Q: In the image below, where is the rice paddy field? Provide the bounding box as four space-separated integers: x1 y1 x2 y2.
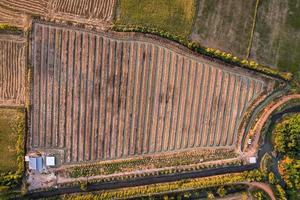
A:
30 22 276 164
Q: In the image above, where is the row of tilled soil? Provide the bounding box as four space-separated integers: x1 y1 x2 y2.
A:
0 0 116 28
0 36 26 106
51 0 115 21
0 0 48 15
0 6 24 27
31 23 270 163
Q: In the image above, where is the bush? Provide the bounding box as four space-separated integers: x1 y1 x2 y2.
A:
217 187 226 197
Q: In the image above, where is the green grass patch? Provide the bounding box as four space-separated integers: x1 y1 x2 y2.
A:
115 0 196 37
0 108 24 172
0 108 25 188
0 24 20 31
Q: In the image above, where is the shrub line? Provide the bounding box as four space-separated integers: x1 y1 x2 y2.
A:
112 24 292 82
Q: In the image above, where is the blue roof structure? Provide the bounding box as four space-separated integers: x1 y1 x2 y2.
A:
28 157 43 171
29 158 37 170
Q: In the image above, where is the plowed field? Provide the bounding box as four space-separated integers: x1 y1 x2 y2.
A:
30 22 275 164
0 34 26 106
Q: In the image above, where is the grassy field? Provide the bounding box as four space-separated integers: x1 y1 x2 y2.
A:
115 0 196 37
250 0 300 80
190 0 256 58
0 108 24 173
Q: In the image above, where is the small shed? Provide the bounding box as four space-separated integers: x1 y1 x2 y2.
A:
28 157 43 171
29 157 37 170
46 156 55 166
25 156 29 162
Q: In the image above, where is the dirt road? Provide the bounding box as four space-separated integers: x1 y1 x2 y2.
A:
245 94 300 156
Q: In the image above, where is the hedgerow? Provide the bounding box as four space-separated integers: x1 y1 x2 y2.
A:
62 170 264 200
112 24 292 81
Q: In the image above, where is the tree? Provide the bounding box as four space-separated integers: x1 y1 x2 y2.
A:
217 187 226 197
207 191 215 199
268 172 276 184
273 114 300 156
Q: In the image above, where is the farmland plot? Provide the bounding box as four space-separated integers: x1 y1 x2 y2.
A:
0 34 26 106
250 0 300 79
31 22 275 164
0 5 24 27
50 0 116 25
190 0 256 58
0 0 48 15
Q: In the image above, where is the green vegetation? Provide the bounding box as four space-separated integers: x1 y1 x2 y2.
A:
273 114 300 200
0 24 19 31
115 0 196 37
273 114 300 157
62 171 263 200
68 149 237 178
251 189 271 200
0 108 25 188
260 153 273 173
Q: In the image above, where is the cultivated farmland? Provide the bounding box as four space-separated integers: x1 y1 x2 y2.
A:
50 0 116 25
190 0 256 58
0 34 26 106
0 6 25 27
0 0 116 28
30 22 275 164
250 0 300 79
0 0 48 15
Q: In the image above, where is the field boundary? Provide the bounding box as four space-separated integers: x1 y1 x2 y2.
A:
112 24 292 81
246 0 261 59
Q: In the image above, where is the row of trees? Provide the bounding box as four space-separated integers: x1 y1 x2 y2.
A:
112 24 292 81
61 170 264 200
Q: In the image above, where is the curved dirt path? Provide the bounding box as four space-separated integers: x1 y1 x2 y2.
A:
244 94 300 156
241 182 276 200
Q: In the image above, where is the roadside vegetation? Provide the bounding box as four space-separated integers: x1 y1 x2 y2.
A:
115 0 196 37
64 149 237 178
60 170 264 200
273 114 300 200
0 108 25 197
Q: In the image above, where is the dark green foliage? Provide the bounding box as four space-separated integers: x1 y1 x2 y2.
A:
273 114 300 157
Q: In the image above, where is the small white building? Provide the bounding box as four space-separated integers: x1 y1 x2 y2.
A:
45 156 55 166
25 156 29 162
249 157 257 164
